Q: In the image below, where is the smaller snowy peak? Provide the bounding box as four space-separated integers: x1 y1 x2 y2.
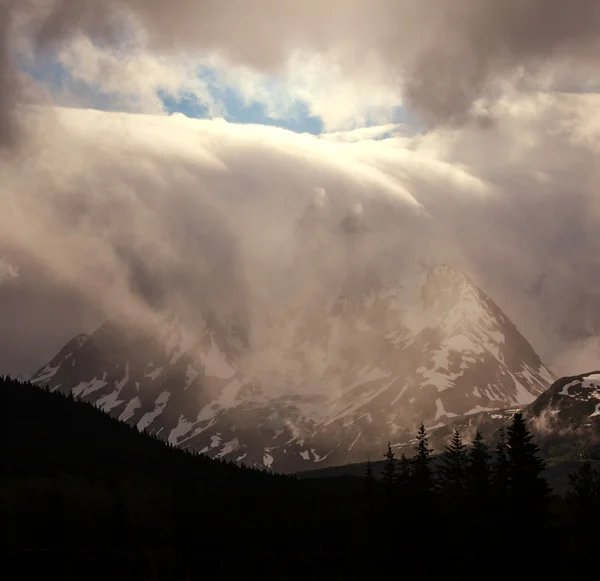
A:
526 370 600 426
558 372 600 399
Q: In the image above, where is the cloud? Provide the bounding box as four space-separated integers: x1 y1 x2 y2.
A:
0 258 19 284
2 1 600 381
552 337 600 378
0 106 426 375
1 93 600 379
54 33 224 115
319 124 403 143
33 39 404 132
0 1 20 148
210 51 405 132
6 1 600 123
3 0 600 142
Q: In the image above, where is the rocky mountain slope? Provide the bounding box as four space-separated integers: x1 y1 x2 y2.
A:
422 370 600 453
528 371 600 426
301 371 600 493
30 263 554 472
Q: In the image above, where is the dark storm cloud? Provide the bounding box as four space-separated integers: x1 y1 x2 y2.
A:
400 0 600 124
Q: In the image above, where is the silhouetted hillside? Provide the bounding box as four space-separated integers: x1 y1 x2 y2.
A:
0 376 369 579
3 376 600 580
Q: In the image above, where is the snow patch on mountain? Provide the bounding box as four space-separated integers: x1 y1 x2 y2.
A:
72 374 108 398
434 398 457 420
184 365 199 390
168 415 196 445
97 362 130 412
32 363 60 384
119 396 142 422
217 437 240 458
465 405 497 415
137 390 171 431
196 378 245 422
560 374 600 397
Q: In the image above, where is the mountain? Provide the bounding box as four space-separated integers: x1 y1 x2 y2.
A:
30 263 554 472
301 371 600 491
423 370 600 457
528 370 600 428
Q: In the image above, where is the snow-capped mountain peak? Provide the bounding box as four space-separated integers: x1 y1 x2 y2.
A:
30 263 554 472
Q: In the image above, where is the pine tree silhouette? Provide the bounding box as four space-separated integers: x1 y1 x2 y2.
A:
365 458 374 481
364 458 375 497
413 424 434 497
467 430 491 500
492 427 510 503
363 456 376 525
566 457 600 572
382 442 397 498
438 429 468 500
506 413 549 509
567 459 600 517
397 453 412 492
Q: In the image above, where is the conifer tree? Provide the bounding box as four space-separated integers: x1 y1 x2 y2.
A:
364 457 376 523
397 453 412 491
467 430 491 500
567 459 600 517
491 427 510 503
565 457 600 571
439 429 468 500
413 424 434 496
365 458 374 480
382 442 397 495
506 412 549 508
364 458 375 496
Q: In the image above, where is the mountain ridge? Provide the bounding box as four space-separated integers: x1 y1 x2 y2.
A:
30 262 554 472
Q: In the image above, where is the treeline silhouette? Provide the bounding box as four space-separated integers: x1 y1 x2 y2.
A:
2 376 600 580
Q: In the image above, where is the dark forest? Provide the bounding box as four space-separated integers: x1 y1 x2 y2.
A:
2 376 599 580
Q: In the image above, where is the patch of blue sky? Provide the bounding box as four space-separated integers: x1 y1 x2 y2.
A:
22 57 418 137
161 65 325 134
19 57 66 96
158 90 211 120
200 87 323 134
20 57 122 111
390 105 423 132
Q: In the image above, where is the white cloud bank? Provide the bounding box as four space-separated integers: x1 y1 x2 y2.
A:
1 93 600 377
1 0 600 379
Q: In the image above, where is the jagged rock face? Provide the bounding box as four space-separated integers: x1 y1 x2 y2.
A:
30 264 553 472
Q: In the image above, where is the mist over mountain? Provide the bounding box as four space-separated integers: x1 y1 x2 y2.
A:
31 250 553 471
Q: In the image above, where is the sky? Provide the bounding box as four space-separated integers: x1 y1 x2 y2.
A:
1 0 600 378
